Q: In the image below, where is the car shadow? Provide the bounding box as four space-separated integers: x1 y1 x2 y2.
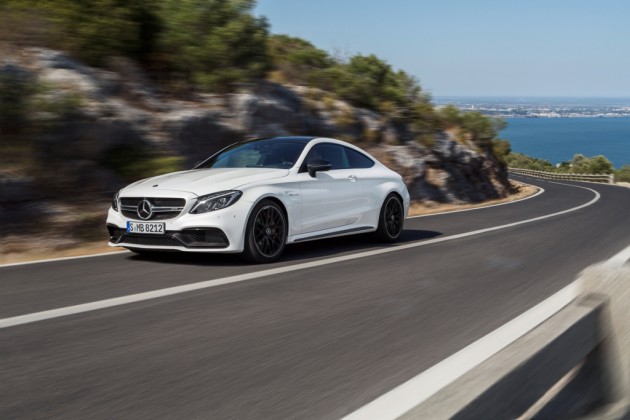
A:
127 229 442 267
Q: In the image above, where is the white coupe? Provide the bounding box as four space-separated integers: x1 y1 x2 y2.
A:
107 136 410 262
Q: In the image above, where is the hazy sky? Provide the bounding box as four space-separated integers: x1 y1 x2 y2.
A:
254 0 630 98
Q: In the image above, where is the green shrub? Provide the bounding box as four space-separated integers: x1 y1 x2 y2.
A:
157 0 270 91
506 153 555 171
491 139 511 165
616 165 630 182
568 154 613 174
9 0 161 66
101 145 184 181
0 66 36 137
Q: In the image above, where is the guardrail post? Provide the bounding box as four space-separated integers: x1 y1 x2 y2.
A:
575 264 630 415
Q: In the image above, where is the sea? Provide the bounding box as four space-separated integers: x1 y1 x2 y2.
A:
500 118 630 168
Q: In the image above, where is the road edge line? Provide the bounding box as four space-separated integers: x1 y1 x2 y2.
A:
341 281 580 420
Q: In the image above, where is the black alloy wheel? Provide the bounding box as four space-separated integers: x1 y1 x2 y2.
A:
375 194 404 242
243 200 287 263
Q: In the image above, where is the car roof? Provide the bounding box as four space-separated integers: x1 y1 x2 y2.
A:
252 136 317 144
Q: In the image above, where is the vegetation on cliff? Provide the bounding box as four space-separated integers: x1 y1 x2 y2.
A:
1 0 507 160
506 152 619 176
0 0 512 201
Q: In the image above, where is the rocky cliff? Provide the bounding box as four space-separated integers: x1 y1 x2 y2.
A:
1 48 510 230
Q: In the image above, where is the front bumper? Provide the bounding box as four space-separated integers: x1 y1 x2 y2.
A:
106 199 250 253
108 225 230 249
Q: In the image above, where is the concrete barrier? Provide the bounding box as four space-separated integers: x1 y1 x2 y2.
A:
402 264 630 419
509 168 615 184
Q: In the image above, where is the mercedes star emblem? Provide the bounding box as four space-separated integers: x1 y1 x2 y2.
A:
137 199 153 220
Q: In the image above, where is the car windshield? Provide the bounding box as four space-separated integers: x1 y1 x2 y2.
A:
197 139 308 169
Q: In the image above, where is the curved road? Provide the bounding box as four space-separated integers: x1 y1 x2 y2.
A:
1 176 629 419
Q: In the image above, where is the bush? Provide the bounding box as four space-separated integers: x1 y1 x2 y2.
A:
101 145 184 182
506 153 615 175
267 35 334 84
438 105 507 160
9 0 161 66
0 65 36 137
157 0 270 91
616 165 630 182
564 154 614 174
506 153 555 171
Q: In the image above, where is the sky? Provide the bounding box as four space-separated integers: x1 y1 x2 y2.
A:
254 0 630 98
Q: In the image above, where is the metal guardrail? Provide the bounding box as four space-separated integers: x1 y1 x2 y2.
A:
509 167 615 184
405 265 630 419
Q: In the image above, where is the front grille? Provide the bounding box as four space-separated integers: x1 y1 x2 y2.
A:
107 226 229 249
120 197 186 221
122 210 180 220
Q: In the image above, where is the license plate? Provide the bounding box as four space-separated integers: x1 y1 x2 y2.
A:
126 221 165 234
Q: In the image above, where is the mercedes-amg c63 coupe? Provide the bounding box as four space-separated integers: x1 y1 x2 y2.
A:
107 136 410 262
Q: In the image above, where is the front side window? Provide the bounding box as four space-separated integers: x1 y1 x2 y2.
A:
302 143 349 170
301 143 376 171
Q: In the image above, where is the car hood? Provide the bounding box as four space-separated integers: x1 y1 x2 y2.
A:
122 168 289 196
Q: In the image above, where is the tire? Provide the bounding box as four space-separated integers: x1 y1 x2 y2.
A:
375 193 404 242
242 199 287 263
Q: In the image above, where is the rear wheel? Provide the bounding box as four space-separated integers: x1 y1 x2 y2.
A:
375 194 404 242
242 200 287 263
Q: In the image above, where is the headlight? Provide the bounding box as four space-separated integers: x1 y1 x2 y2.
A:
112 191 120 212
190 191 242 214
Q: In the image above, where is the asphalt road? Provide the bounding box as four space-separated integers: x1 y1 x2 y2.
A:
1 176 629 419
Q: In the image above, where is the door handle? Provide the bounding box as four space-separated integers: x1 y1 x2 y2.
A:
348 175 357 182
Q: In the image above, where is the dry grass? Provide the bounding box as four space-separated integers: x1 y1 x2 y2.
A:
409 180 539 216
0 238 124 265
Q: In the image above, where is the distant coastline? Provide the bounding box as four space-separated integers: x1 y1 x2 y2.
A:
434 97 630 118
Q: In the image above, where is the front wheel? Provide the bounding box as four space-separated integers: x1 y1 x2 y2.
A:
375 194 404 242
242 200 287 263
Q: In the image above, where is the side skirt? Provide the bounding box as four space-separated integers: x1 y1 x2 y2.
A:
291 226 374 243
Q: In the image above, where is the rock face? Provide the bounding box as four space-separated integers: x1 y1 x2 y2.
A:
369 133 509 204
1 48 509 212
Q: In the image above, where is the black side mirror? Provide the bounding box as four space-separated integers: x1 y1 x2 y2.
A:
307 159 332 177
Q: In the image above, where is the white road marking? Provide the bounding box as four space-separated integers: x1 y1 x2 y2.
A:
342 281 580 420
344 214 630 420
0 183 600 329
0 250 129 269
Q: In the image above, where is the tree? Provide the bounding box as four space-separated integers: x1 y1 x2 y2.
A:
588 155 614 174
157 0 270 91
616 165 630 182
267 34 333 83
569 154 612 174
439 105 463 128
33 0 160 65
460 111 505 147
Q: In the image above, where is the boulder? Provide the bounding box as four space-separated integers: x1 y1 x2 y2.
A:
30 48 120 97
162 110 241 167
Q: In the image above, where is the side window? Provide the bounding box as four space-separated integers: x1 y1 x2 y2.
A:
344 147 375 169
303 143 349 170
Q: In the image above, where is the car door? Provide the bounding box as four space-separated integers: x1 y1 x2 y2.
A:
298 143 367 234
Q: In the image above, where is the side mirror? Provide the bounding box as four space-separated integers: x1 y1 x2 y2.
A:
307 159 332 177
